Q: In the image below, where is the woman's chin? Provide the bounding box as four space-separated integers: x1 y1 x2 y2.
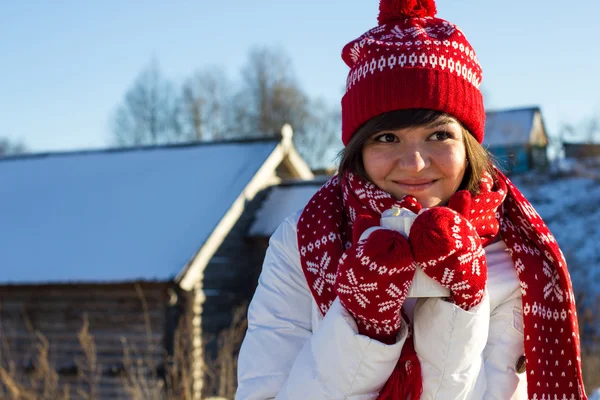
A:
419 199 443 209
409 195 444 209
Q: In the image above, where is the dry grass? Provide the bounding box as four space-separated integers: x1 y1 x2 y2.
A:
0 319 198 400
201 304 247 399
1 294 597 397
75 316 101 399
578 294 600 392
119 299 195 400
582 350 600 393
0 285 247 400
1 332 71 400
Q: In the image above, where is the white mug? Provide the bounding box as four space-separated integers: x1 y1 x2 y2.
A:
359 206 450 298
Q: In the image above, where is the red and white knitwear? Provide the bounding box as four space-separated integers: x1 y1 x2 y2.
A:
341 3 484 145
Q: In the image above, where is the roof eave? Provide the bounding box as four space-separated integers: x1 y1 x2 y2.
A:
176 125 313 291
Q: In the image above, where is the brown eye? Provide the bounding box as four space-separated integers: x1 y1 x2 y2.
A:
374 133 397 143
430 131 452 141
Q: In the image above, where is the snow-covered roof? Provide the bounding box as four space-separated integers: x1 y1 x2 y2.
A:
249 181 326 237
0 139 280 284
483 107 540 147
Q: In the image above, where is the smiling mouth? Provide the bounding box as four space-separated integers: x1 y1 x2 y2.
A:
392 179 438 191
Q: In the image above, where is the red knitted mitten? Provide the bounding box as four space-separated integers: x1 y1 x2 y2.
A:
336 229 416 344
408 207 487 310
397 194 423 215
352 214 378 245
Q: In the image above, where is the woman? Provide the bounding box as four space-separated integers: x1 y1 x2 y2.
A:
236 0 587 399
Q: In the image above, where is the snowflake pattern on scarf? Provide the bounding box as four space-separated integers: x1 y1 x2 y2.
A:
297 171 586 399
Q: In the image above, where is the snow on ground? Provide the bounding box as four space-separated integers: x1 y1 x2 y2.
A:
511 162 600 393
510 165 600 303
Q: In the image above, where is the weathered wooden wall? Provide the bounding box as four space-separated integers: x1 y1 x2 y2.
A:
564 143 600 159
201 187 271 337
197 187 272 398
0 282 172 399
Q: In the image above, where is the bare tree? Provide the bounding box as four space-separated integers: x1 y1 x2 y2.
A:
231 47 311 138
108 48 342 169
0 138 27 157
479 85 492 110
180 68 232 141
230 46 342 169
112 59 186 147
295 99 342 170
559 117 600 144
582 117 600 143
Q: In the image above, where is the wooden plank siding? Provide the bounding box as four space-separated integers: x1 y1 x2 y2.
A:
0 282 174 399
200 187 271 336
196 187 272 398
564 143 600 159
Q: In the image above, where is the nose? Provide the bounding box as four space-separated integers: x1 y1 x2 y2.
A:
396 146 429 172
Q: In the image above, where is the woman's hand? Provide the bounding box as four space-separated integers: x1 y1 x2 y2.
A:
408 207 487 310
335 229 416 344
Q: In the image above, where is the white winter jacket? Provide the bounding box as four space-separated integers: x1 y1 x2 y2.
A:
236 211 527 399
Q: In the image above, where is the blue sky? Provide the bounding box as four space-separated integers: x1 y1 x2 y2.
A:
1 0 599 152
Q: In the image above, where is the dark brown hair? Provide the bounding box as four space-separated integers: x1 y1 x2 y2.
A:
337 109 496 195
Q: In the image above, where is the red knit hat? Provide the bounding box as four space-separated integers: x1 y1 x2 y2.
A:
341 0 485 145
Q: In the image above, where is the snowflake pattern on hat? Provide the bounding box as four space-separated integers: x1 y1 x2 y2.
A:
340 1 486 146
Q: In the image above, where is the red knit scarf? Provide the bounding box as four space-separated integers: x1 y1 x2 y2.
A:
297 170 586 399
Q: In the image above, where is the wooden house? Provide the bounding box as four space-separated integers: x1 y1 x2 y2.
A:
484 106 549 174
248 179 329 242
563 142 600 160
0 126 313 399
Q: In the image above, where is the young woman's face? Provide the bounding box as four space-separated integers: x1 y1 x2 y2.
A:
362 117 467 208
